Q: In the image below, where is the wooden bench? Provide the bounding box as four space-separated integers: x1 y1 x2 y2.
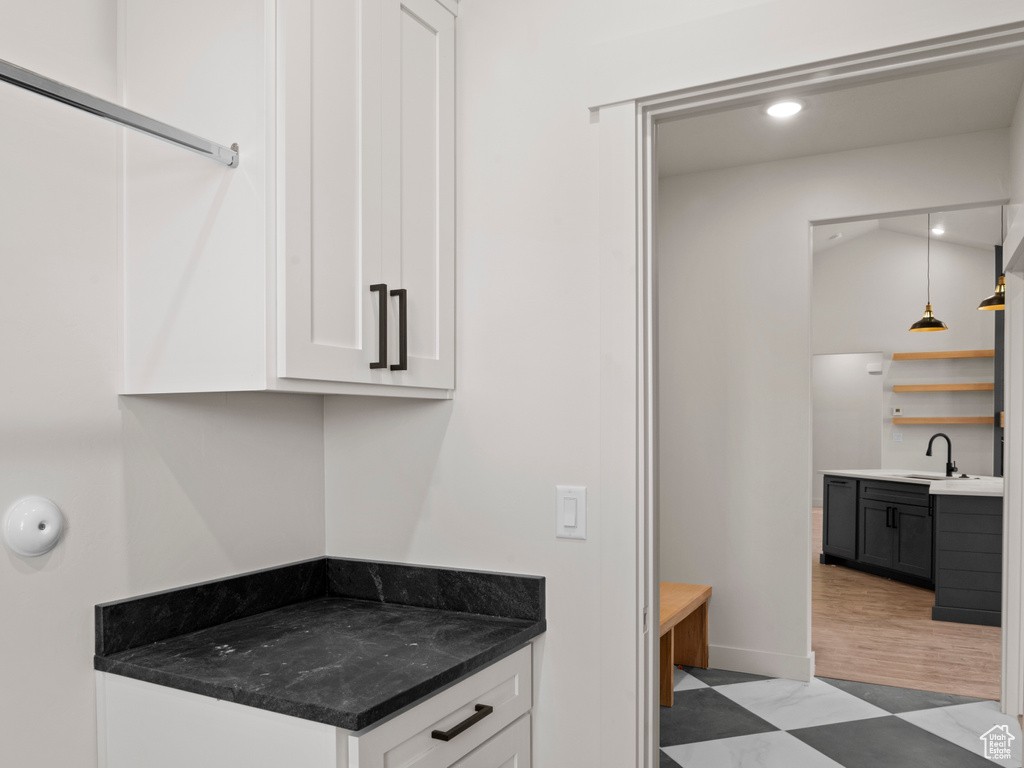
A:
659 581 712 707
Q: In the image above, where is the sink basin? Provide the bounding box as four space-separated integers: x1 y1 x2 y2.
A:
901 474 976 481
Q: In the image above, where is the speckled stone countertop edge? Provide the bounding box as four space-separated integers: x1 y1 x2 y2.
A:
93 618 545 731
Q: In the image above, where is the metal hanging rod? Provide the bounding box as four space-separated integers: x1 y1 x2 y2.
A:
0 57 238 168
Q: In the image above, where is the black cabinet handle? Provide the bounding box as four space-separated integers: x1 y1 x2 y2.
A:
390 288 407 371
891 507 898 529
886 507 892 528
370 284 388 369
431 704 493 742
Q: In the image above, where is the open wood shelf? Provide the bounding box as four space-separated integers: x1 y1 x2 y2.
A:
892 383 994 392
891 350 994 360
891 416 994 425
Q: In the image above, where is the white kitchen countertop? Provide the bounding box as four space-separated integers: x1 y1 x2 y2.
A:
823 469 1004 497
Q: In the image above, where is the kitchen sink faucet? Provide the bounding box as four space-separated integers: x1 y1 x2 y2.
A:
926 432 957 477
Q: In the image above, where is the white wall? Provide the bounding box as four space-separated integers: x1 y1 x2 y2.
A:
1003 63 1024 719
657 130 1009 680
812 353 884 506
0 3 325 766
1013 77 1024 209
813 228 998 477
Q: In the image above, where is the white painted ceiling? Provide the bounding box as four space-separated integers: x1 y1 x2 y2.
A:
657 55 1024 178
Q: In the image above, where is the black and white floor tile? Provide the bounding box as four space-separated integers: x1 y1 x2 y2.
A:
661 667 1022 768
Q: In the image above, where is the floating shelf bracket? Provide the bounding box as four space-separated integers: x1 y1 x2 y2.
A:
0 57 238 168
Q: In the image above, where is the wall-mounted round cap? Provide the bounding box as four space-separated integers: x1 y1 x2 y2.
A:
2 496 65 557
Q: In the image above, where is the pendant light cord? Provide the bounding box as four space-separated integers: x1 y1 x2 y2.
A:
926 213 931 304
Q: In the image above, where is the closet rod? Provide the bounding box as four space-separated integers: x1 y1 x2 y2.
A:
0 58 238 168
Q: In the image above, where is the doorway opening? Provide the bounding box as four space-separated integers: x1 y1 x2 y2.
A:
811 205 1007 699
636 28 1024 761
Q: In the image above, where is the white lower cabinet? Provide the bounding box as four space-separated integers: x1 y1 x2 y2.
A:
453 715 531 768
97 646 532 768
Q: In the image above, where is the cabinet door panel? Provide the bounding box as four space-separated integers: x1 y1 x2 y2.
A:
309 0 364 352
280 0 382 383
822 478 857 560
381 0 455 389
893 504 932 580
453 715 531 768
858 500 893 568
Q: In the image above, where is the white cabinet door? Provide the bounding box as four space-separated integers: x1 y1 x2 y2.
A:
280 0 454 391
453 715 531 768
380 0 455 390
279 0 385 385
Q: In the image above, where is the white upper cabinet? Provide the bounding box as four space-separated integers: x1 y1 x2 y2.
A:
121 0 455 397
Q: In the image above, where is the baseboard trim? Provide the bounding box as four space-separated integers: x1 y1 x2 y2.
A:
931 605 1001 627
709 644 814 682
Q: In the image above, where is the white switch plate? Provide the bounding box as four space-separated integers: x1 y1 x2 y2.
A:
892 432 903 442
556 485 587 540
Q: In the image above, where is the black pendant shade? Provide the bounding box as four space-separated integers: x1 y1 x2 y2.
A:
978 275 1006 311
978 207 1006 311
909 303 948 332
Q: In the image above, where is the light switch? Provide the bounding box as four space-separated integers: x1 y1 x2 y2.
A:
562 497 578 528
556 485 587 540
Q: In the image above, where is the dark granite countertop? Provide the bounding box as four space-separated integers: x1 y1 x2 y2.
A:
94 558 545 731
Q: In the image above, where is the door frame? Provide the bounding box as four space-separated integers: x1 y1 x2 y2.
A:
595 20 1024 767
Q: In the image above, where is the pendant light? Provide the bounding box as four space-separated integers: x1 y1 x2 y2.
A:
978 206 1006 310
977 276 1005 310
909 214 948 332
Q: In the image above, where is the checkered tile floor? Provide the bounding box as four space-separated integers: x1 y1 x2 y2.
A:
661 667 1022 768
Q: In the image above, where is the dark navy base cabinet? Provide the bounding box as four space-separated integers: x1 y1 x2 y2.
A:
822 476 857 561
821 475 934 589
932 494 1003 627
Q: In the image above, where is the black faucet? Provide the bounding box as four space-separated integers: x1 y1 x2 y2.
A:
926 432 957 477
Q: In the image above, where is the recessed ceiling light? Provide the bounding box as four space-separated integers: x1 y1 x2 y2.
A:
827 233 843 241
766 100 803 118
931 227 945 235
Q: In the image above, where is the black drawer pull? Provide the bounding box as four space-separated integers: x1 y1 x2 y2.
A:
370 284 388 369
431 704 493 742
390 288 408 371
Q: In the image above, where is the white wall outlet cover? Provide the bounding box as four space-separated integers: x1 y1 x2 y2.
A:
556 485 587 540
2 496 65 557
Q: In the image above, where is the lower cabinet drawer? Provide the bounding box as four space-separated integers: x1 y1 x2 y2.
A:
453 714 531 768
859 480 930 507
349 646 532 768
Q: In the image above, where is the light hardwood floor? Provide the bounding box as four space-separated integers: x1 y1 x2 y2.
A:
811 507 1001 700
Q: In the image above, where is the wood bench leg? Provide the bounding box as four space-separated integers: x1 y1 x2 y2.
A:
660 631 674 707
673 601 709 669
